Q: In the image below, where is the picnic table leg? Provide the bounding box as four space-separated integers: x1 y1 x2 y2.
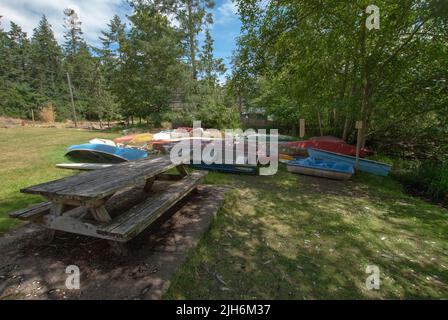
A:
89 205 112 223
143 177 155 192
176 164 189 177
50 202 65 216
43 202 66 243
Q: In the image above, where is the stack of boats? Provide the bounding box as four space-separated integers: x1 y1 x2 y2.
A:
283 136 392 180
60 130 392 179
59 128 277 175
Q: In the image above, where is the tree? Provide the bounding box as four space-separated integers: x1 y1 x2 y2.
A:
232 0 448 148
117 1 183 125
97 15 126 88
175 0 215 80
29 15 63 95
63 8 83 56
62 8 99 120
198 27 226 88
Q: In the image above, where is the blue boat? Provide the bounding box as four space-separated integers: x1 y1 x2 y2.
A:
287 157 354 180
65 144 148 163
189 163 258 175
307 148 392 176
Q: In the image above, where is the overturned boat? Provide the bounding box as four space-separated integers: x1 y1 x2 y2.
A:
287 157 354 180
308 148 392 176
65 144 148 163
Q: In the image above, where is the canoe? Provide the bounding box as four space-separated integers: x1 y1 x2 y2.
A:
246 133 297 142
189 163 258 175
114 133 153 144
56 163 114 170
89 138 116 146
279 153 294 164
65 144 148 163
308 148 392 176
287 157 354 180
114 134 135 144
286 138 372 157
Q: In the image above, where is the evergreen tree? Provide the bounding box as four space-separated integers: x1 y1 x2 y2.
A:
63 8 83 56
97 15 126 88
29 15 63 95
199 27 226 87
118 2 183 124
8 22 30 83
62 8 97 120
175 0 215 80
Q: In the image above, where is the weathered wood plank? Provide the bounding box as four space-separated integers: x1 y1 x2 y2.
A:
89 205 112 223
8 202 52 220
176 165 189 177
50 203 65 216
98 171 207 240
43 215 115 241
21 155 191 201
143 177 155 192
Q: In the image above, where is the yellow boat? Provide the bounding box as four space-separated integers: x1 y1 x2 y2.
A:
130 133 153 144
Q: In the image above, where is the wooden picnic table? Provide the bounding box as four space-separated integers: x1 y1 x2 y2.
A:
10 155 207 244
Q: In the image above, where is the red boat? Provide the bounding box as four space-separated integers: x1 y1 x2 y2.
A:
285 136 373 158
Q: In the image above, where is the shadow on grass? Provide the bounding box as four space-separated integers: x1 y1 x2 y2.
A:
165 169 448 299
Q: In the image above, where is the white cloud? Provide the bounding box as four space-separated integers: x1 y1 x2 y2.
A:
214 0 238 25
0 0 129 47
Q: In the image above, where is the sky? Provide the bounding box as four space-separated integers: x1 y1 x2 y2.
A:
0 0 242 82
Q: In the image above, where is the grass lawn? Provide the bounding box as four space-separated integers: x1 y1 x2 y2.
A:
0 127 117 234
0 127 447 299
165 170 448 299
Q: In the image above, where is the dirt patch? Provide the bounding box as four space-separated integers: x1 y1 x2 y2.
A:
0 185 227 300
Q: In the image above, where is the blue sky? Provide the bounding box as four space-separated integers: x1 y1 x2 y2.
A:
0 0 241 82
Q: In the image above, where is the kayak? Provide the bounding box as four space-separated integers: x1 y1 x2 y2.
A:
287 157 354 180
89 138 116 146
56 163 114 170
189 163 258 175
114 133 153 144
308 148 392 176
65 144 148 163
286 137 372 158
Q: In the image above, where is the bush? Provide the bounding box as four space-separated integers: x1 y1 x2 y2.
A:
394 159 448 205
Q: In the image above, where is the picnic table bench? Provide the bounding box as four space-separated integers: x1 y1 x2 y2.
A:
9 155 207 244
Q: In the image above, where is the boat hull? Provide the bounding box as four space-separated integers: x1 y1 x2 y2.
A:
189 163 258 175
65 144 148 163
286 139 372 157
308 148 392 176
286 157 354 180
56 163 114 170
287 164 353 180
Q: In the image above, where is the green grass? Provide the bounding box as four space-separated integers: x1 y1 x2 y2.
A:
165 169 448 299
1 127 447 299
0 127 117 234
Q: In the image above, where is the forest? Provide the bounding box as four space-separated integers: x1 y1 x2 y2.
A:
0 0 447 203
230 0 448 203
0 0 239 128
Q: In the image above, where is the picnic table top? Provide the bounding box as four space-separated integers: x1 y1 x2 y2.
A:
21 155 187 202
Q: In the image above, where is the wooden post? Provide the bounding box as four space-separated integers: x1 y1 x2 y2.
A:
299 119 306 138
355 121 363 170
31 108 35 126
66 72 78 128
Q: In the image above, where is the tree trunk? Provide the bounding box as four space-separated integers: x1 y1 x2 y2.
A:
317 110 323 136
187 0 197 80
342 117 350 141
